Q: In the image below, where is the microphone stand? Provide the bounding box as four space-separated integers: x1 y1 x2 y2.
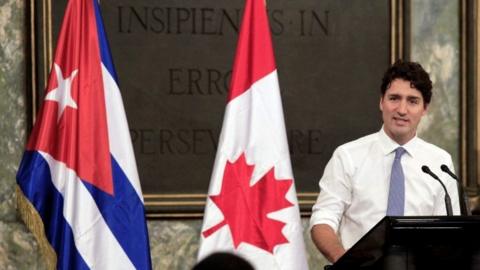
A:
421 166 453 216
440 165 471 216
458 186 471 216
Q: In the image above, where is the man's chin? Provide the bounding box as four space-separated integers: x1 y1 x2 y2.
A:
391 129 414 140
391 123 411 131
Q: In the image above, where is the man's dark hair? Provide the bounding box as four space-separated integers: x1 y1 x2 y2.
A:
380 60 432 105
193 252 254 270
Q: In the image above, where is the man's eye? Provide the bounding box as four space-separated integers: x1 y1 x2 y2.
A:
409 99 419 104
389 96 398 101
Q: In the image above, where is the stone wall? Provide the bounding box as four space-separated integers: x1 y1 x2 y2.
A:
0 0 47 269
148 219 327 269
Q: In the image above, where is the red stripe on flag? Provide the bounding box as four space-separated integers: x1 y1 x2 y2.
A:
27 0 113 195
227 0 276 102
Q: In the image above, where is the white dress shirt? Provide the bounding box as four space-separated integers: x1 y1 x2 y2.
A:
309 128 460 250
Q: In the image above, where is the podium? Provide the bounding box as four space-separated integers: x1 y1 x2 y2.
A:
330 216 480 270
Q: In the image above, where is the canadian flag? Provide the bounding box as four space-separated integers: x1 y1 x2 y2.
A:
197 0 308 269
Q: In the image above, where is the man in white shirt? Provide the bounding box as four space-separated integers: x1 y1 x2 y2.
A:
309 60 460 263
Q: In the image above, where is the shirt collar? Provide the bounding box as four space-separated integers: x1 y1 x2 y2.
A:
378 126 418 157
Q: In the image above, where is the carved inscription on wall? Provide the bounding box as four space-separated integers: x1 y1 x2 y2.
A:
46 0 390 210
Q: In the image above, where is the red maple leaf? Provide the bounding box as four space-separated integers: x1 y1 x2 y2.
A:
202 153 293 253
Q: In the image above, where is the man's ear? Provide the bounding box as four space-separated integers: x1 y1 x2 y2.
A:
379 96 384 111
423 103 429 115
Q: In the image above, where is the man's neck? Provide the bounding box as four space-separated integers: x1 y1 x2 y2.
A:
383 129 416 146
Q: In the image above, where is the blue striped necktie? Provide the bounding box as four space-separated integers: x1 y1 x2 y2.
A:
386 147 406 216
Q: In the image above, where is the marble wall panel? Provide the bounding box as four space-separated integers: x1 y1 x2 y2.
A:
411 0 460 170
0 0 47 269
147 219 328 269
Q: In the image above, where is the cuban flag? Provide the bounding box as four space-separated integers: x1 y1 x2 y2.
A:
198 0 308 269
16 0 152 269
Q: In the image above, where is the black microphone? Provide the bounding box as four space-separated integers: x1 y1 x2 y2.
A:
440 164 470 216
421 165 453 216
440 165 458 180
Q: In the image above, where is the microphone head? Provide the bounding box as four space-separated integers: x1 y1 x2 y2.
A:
422 165 440 180
440 164 458 180
440 164 449 172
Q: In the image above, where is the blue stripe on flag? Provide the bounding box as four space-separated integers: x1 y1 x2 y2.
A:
82 156 151 270
92 0 118 83
90 1 151 268
17 151 89 270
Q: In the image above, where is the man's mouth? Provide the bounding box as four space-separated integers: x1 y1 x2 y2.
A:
393 117 409 124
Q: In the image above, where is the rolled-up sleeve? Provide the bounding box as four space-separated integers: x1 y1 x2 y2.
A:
309 147 353 232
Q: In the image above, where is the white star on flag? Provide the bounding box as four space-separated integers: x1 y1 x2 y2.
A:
45 63 78 121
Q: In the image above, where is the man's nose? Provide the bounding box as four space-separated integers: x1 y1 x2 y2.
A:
397 100 407 114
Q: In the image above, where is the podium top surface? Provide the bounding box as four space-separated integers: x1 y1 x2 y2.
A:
386 215 480 227
331 216 480 269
